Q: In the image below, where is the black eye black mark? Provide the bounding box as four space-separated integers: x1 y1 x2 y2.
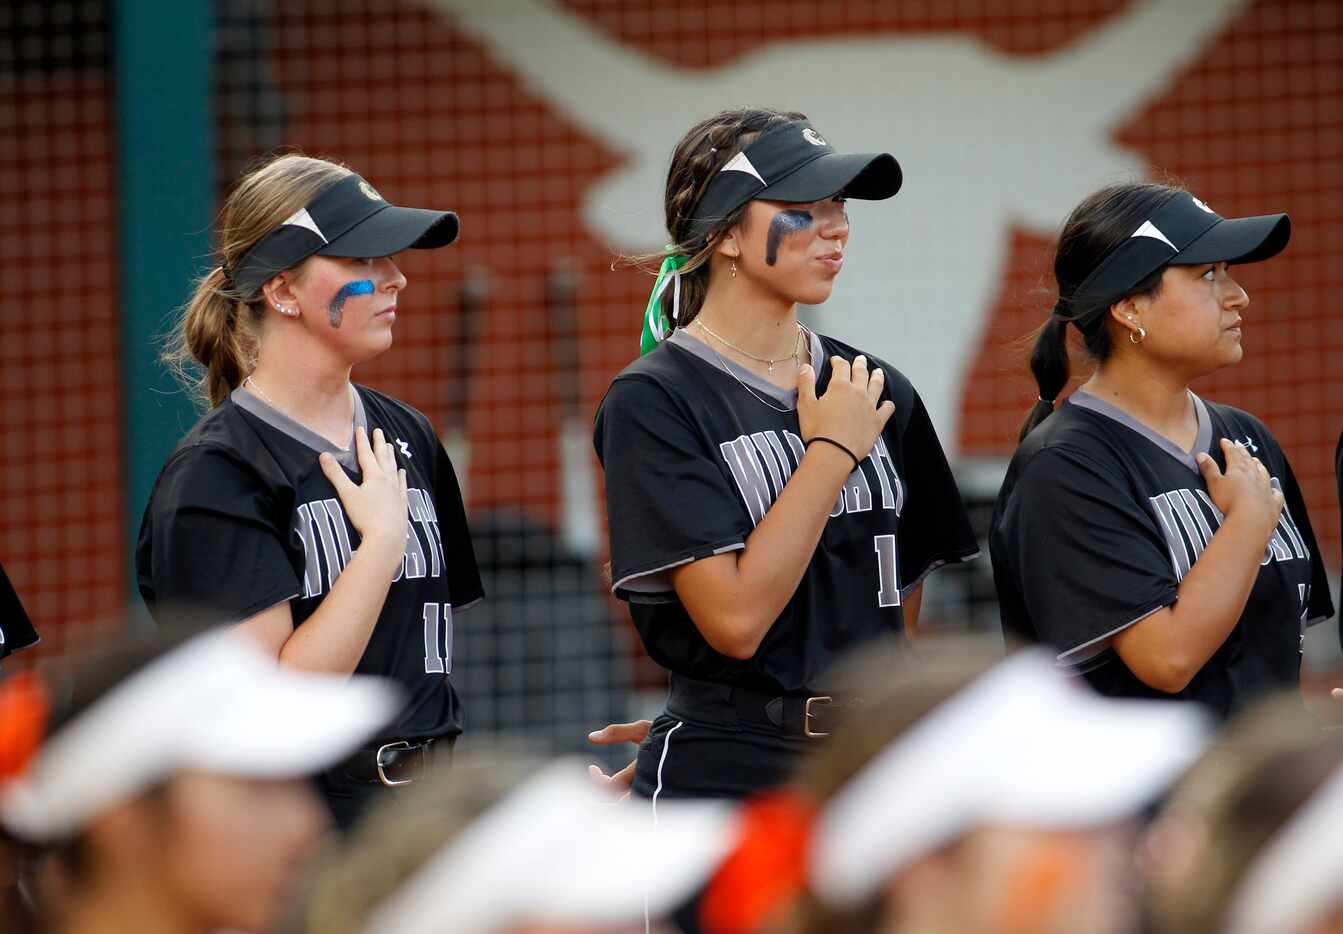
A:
765 210 814 266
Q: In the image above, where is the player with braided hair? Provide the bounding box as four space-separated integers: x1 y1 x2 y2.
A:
593 108 979 801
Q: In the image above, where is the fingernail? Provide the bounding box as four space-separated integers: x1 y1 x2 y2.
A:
587 731 600 739
319 452 331 464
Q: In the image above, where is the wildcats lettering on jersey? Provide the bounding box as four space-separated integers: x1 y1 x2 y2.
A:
1147 477 1309 581
294 487 446 598
719 431 904 526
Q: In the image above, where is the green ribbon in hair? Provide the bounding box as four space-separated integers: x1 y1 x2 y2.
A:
640 249 688 356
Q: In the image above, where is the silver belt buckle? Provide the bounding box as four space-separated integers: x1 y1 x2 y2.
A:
376 740 416 787
804 695 833 738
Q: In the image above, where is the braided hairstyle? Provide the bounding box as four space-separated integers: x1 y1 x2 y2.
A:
1018 182 1184 442
651 108 807 330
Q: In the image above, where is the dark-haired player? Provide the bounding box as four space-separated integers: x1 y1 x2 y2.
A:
594 109 979 801
992 183 1333 718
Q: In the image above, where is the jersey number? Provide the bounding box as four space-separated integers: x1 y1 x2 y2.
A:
874 534 901 607
422 602 453 674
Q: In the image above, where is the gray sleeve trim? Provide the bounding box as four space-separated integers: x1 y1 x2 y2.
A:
452 596 484 613
898 549 982 599
1055 603 1172 666
611 542 746 595
1305 612 1333 628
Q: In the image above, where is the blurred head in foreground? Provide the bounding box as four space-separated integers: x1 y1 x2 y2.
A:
0 627 398 934
702 640 1210 934
1144 693 1343 934
289 749 736 934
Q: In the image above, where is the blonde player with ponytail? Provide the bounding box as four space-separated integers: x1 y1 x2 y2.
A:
138 154 483 827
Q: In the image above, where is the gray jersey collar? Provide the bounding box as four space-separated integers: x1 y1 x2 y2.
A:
231 382 367 471
1067 387 1212 473
668 325 825 411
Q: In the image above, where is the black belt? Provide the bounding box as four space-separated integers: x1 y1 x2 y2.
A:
667 675 858 738
333 737 454 787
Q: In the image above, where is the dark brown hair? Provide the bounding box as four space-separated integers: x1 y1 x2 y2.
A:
645 108 807 330
1018 182 1184 441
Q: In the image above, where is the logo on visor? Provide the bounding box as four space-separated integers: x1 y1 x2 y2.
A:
358 180 383 202
1191 195 1215 214
802 128 828 147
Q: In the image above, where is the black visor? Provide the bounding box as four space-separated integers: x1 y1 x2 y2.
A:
1066 192 1291 312
685 120 902 242
229 174 459 297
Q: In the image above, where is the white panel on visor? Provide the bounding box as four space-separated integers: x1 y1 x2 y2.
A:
809 650 1210 906
1131 219 1176 250
0 630 398 841
280 206 328 244
364 760 735 934
718 151 765 185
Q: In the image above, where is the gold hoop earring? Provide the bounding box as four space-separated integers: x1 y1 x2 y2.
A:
1130 326 1147 345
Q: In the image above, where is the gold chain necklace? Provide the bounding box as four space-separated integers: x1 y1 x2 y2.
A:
692 325 814 415
693 319 803 374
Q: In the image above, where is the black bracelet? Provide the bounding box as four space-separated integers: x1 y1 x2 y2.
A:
805 436 861 470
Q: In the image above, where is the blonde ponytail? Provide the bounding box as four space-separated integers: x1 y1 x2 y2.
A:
164 153 353 408
163 266 252 408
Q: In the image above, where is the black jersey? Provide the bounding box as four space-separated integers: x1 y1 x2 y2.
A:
991 390 1332 718
1336 429 1343 647
0 561 38 660
594 329 978 695
136 385 483 739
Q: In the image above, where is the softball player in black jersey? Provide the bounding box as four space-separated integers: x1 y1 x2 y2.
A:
137 154 482 827
593 109 979 801
992 182 1333 719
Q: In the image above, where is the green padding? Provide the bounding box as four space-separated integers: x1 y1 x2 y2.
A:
114 0 213 601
